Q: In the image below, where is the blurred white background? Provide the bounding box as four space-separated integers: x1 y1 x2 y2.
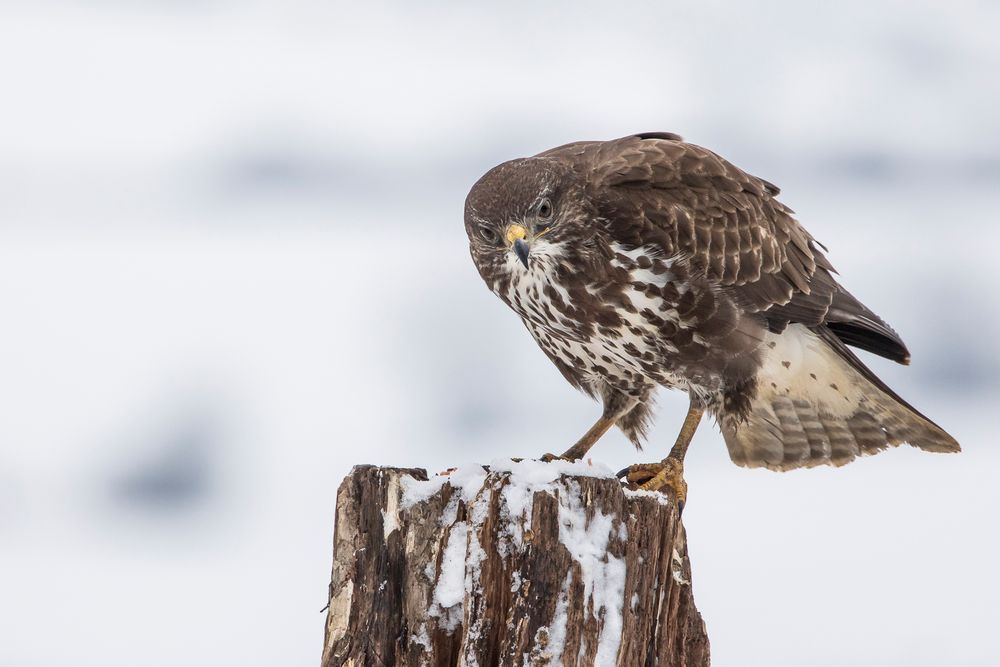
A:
1 1 998 665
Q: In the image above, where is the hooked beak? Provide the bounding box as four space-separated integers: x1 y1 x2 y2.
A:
513 239 530 268
506 224 530 268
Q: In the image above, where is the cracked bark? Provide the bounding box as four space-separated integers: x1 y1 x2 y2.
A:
321 465 709 667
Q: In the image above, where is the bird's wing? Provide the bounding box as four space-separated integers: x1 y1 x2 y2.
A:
543 133 910 364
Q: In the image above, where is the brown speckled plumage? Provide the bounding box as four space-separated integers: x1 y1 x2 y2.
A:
465 133 959 469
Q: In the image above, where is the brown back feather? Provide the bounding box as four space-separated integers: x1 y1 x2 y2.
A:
539 133 911 364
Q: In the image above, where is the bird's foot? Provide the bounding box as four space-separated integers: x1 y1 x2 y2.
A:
619 456 687 510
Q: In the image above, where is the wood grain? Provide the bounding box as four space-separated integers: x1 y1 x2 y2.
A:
321 465 709 666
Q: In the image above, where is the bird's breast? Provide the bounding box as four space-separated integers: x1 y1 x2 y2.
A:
499 243 719 392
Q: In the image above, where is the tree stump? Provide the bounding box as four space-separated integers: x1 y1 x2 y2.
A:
320 460 709 666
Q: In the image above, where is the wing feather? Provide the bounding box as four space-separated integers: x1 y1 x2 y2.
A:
541 133 911 364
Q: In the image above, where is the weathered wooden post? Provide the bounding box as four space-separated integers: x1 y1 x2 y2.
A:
320 460 709 666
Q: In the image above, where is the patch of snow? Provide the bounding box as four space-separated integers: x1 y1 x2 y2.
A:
438 493 461 529
542 572 572 663
399 464 489 509
449 466 490 503
487 457 617 480
556 480 627 665
381 475 401 539
400 474 447 508
402 459 632 658
510 570 522 593
464 499 489 617
402 458 614 513
623 487 673 505
429 521 468 633
487 458 617 547
411 625 430 651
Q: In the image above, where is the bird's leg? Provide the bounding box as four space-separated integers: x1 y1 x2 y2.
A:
541 415 617 462
621 396 705 509
539 391 634 463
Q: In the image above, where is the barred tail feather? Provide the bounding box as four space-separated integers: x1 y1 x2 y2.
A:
721 324 959 471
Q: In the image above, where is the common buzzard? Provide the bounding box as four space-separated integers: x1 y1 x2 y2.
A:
464 132 959 506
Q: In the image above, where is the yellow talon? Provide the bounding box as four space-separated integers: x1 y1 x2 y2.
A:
625 457 688 509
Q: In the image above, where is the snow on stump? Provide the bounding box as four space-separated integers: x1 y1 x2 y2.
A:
320 460 710 666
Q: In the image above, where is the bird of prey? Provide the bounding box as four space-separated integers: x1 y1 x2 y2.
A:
464 132 959 506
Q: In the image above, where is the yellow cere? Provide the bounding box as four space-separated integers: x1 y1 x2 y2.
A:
505 224 527 244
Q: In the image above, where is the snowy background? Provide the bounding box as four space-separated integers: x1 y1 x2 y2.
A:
2 1 999 665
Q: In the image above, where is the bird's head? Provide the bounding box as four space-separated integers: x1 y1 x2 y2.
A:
464 157 594 286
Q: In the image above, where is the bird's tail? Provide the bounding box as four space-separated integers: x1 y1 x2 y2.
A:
720 324 959 471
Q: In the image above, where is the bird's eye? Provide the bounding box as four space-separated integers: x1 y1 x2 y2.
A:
537 198 553 220
479 225 499 244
